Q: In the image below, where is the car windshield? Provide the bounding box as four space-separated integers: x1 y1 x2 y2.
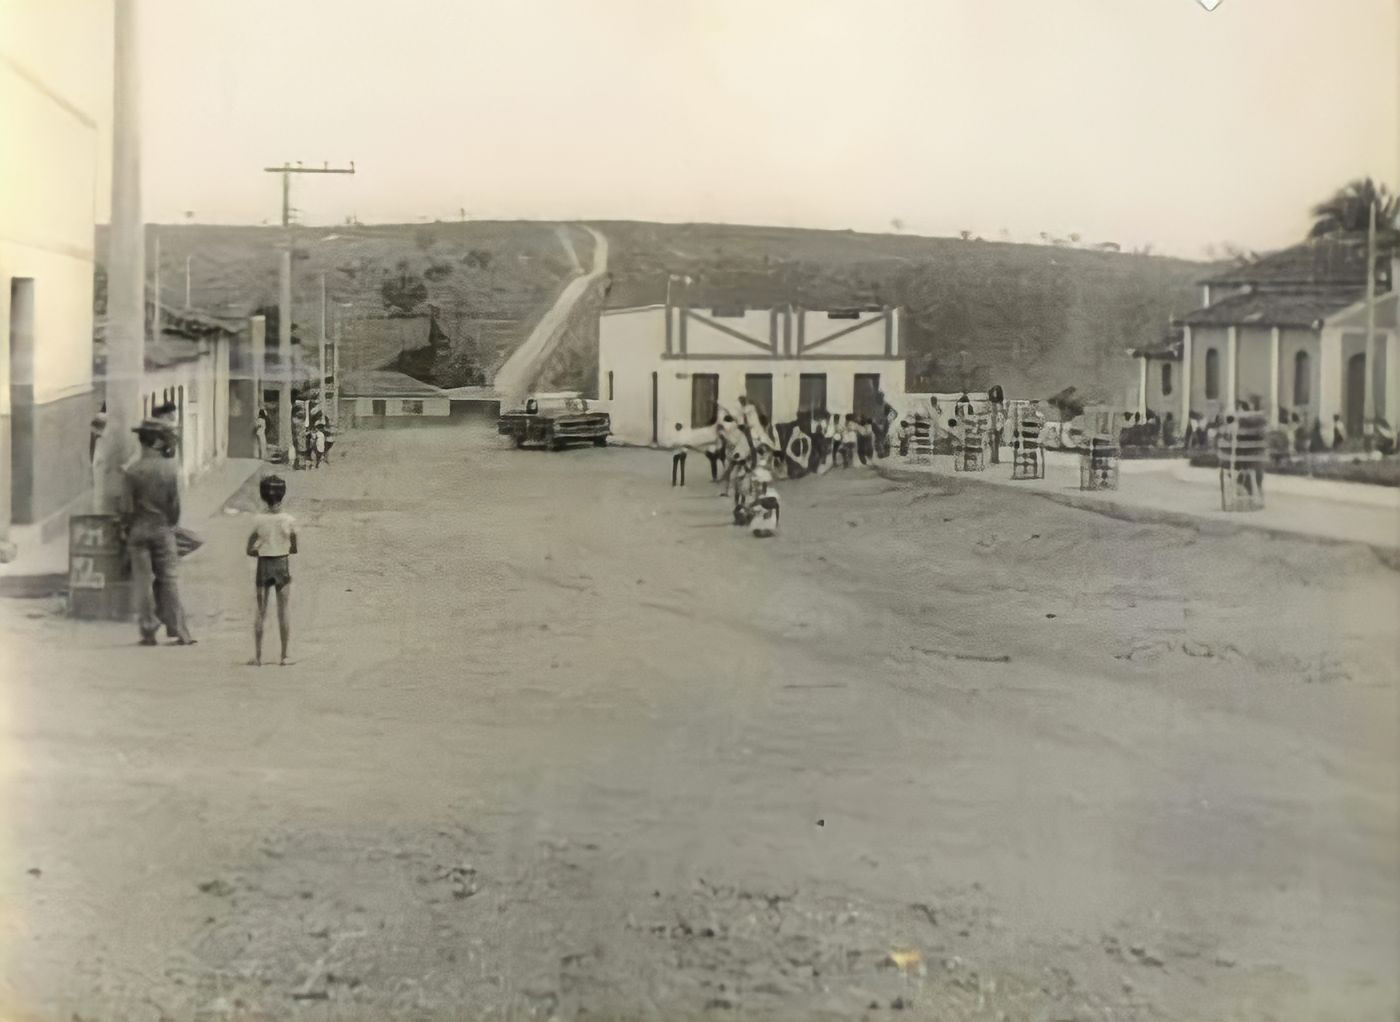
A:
532 397 588 413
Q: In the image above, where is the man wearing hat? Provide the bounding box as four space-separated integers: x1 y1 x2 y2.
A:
121 417 195 646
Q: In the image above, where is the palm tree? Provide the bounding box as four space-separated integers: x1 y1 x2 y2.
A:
1309 177 1399 237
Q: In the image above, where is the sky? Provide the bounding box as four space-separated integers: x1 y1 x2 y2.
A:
127 0 1399 257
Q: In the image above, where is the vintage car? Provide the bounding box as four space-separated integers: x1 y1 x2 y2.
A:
497 391 611 450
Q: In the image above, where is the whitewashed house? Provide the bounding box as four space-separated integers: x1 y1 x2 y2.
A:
599 288 906 446
1133 236 1399 434
0 2 113 549
339 369 450 426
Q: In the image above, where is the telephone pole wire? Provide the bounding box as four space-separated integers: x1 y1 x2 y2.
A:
261 161 354 452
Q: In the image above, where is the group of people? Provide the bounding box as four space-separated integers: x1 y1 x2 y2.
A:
99 405 301 661
252 403 334 469
1129 404 1397 458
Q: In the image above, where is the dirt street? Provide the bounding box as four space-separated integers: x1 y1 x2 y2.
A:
2 426 1396 1021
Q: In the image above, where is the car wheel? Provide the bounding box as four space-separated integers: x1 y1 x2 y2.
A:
592 437 607 447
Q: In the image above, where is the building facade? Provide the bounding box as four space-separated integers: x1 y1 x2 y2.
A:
1133 237 1399 434
1 2 114 543
339 369 451 427
598 302 906 446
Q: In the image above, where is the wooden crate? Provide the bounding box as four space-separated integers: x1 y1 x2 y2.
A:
1218 412 1267 511
1080 435 1120 490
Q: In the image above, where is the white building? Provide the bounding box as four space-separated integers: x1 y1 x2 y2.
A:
599 299 906 446
1 2 114 547
339 369 451 426
1133 236 1399 434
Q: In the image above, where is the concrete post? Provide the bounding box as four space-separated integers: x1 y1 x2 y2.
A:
1180 325 1193 426
1268 326 1281 419
251 315 266 397
152 232 161 345
318 274 327 421
1225 325 1238 412
1364 203 1377 431
277 246 292 449
1318 328 1342 432
1387 328 1398 427
332 304 345 427
1137 357 1148 419
95 0 144 512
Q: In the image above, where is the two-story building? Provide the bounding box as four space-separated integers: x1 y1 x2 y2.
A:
599 284 906 446
1 3 114 551
1133 234 1399 435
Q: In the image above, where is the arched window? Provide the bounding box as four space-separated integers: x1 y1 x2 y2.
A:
1160 363 1173 397
1204 348 1220 400
1293 350 1310 406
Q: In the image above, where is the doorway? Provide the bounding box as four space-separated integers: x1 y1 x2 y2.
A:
650 371 659 445
799 373 827 416
744 373 773 422
1345 352 1366 438
9 278 35 524
853 373 881 420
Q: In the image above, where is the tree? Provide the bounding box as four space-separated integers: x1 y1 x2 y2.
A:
381 260 428 317
1309 177 1399 237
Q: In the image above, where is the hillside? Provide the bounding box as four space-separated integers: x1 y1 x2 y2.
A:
95 221 592 376
593 221 1211 401
97 220 1209 401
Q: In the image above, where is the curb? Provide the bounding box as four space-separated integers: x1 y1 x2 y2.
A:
872 463 1400 570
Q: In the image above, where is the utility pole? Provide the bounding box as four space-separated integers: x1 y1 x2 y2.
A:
318 274 327 423
262 160 354 451
184 254 191 309
333 303 348 427
1364 201 1377 444
151 231 161 344
96 0 143 511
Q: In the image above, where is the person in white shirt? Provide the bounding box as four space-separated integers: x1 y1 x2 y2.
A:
669 422 717 486
245 474 298 666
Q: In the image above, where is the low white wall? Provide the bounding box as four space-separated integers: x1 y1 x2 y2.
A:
350 396 451 417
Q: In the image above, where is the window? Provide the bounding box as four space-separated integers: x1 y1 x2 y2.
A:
799 373 827 414
607 371 614 401
1293 350 1310 406
744 373 772 420
711 307 745 318
1160 363 1173 397
401 399 424 414
1204 348 1220 400
827 310 861 320
371 399 386 416
691 373 719 428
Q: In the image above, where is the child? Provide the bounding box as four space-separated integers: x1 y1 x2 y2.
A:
841 415 858 468
896 419 911 457
749 467 780 537
670 423 689 486
246 474 297 666
312 424 327 469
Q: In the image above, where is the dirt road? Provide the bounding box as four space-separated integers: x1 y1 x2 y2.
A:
2 426 1396 1021
493 226 608 405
